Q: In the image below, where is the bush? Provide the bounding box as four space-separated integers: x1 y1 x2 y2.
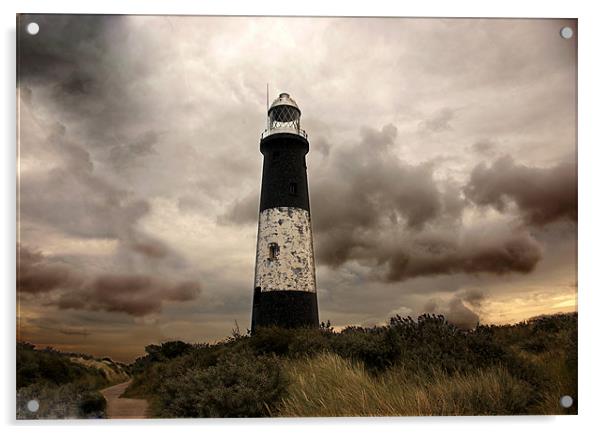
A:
156 349 287 417
78 391 107 416
331 326 401 373
288 328 331 357
249 327 294 356
17 342 111 390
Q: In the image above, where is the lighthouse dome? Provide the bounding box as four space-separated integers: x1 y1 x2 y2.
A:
269 92 301 115
264 92 306 139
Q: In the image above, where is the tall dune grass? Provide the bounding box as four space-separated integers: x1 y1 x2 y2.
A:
276 353 533 416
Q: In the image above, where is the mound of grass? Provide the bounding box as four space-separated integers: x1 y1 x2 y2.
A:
277 353 533 416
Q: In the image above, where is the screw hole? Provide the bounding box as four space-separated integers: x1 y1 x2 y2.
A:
26 22 40 35
560 395 573 408
27 399 39 412
560 26 573 40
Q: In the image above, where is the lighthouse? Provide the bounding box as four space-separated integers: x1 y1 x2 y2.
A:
251 92 319 331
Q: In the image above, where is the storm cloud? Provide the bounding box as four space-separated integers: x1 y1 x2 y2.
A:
57 274 200 317
18 246 201 317
382 227 542 282
465 156 577 226
17 245 81 294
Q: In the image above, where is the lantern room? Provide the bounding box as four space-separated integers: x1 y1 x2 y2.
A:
263 92 307 139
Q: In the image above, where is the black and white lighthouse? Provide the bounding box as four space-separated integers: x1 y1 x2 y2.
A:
251 92 319 331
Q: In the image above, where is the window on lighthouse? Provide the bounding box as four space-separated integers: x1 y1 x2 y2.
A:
289 182 298 195
268 243 279 260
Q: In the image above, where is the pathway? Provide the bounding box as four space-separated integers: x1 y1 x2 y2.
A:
100 380 149 419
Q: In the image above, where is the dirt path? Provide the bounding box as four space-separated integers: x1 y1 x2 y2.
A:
100 380 149 419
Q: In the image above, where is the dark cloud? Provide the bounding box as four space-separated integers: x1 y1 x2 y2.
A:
17 245 81 294
464 155 577 226
383 228 542 282
311 124 443 235
18 15 123 84
310 128 542 281
18 245 201 316
58 274 200 317
18 14 161 163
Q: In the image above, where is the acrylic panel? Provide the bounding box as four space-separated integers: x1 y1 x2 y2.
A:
16 14 577 419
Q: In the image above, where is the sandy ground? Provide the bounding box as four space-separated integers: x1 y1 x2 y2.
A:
100 380 149 419
71 357 129 384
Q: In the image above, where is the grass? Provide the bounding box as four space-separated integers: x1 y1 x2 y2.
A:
276 353 533 416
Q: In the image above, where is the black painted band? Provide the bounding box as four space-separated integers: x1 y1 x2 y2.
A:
251 289 319 331
259 133 310 212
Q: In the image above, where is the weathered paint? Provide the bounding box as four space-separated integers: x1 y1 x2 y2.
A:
254 207 316 293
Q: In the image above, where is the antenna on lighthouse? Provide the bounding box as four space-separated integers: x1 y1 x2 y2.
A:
266 83 270 129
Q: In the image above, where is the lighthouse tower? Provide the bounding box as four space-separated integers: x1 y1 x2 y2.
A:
251 92 319 331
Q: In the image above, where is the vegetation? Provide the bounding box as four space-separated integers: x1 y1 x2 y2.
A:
16 342 128 419
279 353 532 416
124 312 577 417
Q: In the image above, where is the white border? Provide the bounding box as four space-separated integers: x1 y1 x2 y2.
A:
2 1 601 433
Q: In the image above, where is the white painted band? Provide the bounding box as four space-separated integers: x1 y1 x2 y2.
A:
254 207 317 293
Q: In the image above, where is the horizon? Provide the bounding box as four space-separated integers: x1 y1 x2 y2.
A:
20 310 577 364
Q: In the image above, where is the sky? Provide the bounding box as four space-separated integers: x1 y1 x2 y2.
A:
17 15 577 362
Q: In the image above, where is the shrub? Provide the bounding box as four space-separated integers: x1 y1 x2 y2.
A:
249 327 294 356
287 328 331 357
78 391 107 416
331 326 401 373
145 341 193 362
156 349 287 417
17 342 110 390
